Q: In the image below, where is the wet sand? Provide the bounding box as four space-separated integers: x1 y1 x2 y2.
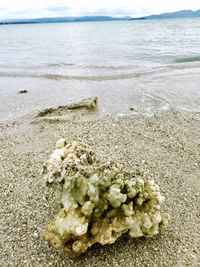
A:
0 106 199 266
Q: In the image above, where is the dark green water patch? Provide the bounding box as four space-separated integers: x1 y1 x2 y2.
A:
174 56 200 63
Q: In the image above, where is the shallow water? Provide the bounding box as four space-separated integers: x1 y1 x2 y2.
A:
0 18 200 120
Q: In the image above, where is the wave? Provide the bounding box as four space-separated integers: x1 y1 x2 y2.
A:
0 69 163 81
0 62 199 81
174 56 200 63
47 63 74 67
80 65 139 70
46 63 140 70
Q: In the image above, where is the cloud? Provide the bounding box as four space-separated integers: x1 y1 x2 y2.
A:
0 0 199 20
47 6 69 12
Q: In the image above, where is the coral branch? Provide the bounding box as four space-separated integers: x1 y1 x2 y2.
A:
43 139 169 257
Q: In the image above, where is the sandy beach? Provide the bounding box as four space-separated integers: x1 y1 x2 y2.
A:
0 101 199 266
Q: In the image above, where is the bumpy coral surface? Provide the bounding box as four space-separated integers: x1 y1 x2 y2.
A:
43 139 170 257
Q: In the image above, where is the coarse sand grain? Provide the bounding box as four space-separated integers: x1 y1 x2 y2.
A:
0 109 199 266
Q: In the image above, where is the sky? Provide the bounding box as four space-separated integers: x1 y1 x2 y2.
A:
0 0 199 20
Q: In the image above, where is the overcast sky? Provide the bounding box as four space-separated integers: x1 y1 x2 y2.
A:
0 0 199 20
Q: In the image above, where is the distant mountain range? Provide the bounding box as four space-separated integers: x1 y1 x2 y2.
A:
0 9 200 25
0 16 131 25
131 9 200 20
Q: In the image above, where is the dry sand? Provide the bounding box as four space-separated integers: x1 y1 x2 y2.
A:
0 105 199 266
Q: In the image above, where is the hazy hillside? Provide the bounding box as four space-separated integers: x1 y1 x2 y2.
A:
0 16 130 24
141 9 200 19
0 9 200 24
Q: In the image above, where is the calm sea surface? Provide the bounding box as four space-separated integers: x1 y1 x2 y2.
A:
0 18 200 120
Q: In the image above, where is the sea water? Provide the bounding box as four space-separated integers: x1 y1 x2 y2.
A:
0 18 200 120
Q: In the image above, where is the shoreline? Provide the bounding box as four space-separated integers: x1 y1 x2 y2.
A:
0 107 199 266
1 64 200 122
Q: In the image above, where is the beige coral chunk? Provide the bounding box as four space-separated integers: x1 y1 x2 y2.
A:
43 139 170 257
